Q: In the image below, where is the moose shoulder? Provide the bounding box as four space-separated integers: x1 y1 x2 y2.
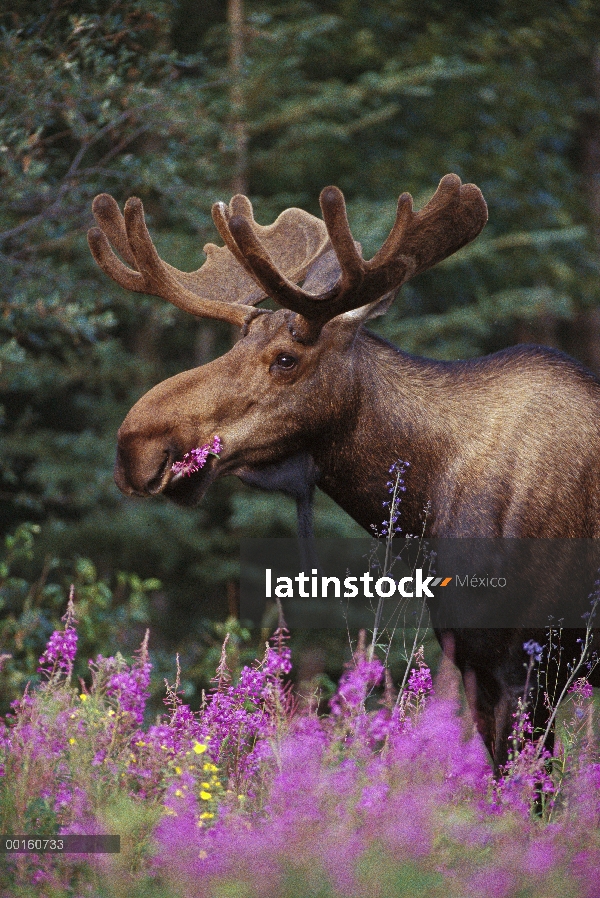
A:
88 175 600 770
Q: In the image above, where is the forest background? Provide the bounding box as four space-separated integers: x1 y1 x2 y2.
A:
1 0 600 710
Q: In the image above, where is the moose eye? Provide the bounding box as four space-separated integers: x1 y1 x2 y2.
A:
272 353 298 371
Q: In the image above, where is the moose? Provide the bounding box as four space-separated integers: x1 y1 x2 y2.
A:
88 174 600 771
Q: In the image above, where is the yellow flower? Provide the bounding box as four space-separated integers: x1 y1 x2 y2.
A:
203 762 218 772
69 738 76 745
201 782 210 789
107 709 115 717
193 742 207 755
79 694 87 702
135 740 146 746
199 812 214 820
175 789 183 797
199 790 212 801
175 766 182 775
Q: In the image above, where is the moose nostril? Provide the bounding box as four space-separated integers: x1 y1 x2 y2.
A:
145 452 171 495
114 440 174 496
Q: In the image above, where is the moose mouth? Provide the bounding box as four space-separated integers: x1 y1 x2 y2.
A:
162 455 220 507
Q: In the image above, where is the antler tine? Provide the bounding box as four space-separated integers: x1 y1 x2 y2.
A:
122 197 257 327
219 188 367 323
212 197 264 284
88 226 146 294
89 194 145 292
318 187 364 290
391 175 487 277
227 214 322 313
92 193 137 268
209 196 333 318
368 192 414 267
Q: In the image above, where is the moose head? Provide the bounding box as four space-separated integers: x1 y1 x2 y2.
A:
88 174 487 530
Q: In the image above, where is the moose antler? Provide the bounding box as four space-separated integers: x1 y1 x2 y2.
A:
219 174 488 331
87 194 330 328
88 176 486 338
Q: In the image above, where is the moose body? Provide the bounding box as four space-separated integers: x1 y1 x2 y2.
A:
88 175 600 770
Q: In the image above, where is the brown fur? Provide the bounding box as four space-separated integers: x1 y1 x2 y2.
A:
93 177 598 771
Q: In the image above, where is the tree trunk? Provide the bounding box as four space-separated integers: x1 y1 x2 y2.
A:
227 0 248 197
580 43 600 374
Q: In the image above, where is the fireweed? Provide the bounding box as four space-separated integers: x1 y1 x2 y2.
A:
0 603 599 898
171 436 222 477
1 468 599 897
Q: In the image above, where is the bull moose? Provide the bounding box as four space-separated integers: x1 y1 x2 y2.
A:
88 174 600 771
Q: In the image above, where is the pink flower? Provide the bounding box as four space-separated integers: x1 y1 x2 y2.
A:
171 435 222 477
568 678 593 700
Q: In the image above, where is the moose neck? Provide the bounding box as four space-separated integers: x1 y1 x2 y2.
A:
313 330 458 537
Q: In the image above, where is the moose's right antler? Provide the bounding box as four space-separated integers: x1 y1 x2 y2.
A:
87 193 330 329
220 174 487 332
88 175 487 338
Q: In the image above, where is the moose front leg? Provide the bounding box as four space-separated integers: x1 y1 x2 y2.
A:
464 664 555 776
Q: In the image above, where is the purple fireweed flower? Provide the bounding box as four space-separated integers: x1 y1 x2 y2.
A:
406 663 434 698
38 628 77 676
38 588 78 678
172 435 222 477
99 632 151 726
568 677 593 699
264 626 292 677
395 647 434 718
330 656 385 717
490 700 555 815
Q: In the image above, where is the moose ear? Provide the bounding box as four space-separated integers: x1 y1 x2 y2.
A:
335 290 396 325
301 248 342 294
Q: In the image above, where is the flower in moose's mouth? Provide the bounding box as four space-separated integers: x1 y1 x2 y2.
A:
171 436 222 478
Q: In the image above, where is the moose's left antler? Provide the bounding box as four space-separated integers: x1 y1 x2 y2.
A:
87 194 330 328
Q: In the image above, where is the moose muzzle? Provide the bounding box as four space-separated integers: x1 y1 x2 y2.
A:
114 438 172 497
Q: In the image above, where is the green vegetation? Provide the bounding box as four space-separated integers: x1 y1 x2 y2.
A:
1 0 600 683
